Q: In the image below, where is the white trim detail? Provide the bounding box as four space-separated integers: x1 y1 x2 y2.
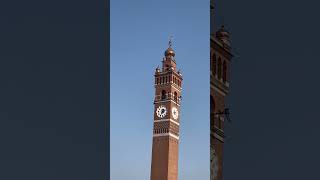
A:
153 83 182 92
154 118 180 126
153 133 179 140
154 99 180 106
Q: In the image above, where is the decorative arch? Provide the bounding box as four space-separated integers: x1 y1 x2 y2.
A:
222 61 227 82
174 92 178 102
161 90 166 100
213 54 217 76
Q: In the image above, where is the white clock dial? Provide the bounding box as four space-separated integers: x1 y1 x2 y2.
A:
156 105 167 118
211 146 219 180
172 107 179 120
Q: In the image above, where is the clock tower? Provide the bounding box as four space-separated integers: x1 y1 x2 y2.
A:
150 39 183 180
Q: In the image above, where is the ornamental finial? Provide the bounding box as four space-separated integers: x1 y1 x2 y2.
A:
168 35 173 48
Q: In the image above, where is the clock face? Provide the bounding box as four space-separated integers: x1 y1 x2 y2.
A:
172 107 179 120
156 105 167 118
211 147 219 180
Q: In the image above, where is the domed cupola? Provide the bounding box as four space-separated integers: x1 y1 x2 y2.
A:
164 36 176 57
164 47 175 57
162 37 177 71
216 25 231 49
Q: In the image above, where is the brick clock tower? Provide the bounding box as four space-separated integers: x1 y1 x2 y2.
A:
210 26 232 180
150 40 183 180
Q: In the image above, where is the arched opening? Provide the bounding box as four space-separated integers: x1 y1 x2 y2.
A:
174 92 178 102
222 61 227 82
165 64 169 70
213 54 217 75
161 90 166 100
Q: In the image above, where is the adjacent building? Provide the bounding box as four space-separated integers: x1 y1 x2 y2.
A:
210 0 233 180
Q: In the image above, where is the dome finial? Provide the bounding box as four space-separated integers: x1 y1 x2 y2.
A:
164 35 175 57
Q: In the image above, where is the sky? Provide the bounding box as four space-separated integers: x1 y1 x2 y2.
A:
110 0 210 179
214 0 320 179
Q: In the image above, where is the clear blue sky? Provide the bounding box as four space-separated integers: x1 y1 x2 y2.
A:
111 0 209 179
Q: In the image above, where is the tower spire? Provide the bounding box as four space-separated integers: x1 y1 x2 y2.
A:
168 35 173 48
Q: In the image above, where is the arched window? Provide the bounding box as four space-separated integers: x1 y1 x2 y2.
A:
161 90 166 100
174 92 178 102
217 57 222 80
222 61 227 82
165 65 169 70
210 95 216 130
213 54 217 75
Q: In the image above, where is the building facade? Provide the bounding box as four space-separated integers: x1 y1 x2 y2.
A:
150 41 183 180
210 0 232 180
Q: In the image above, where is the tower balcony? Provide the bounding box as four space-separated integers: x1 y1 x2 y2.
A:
154 93 181 105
